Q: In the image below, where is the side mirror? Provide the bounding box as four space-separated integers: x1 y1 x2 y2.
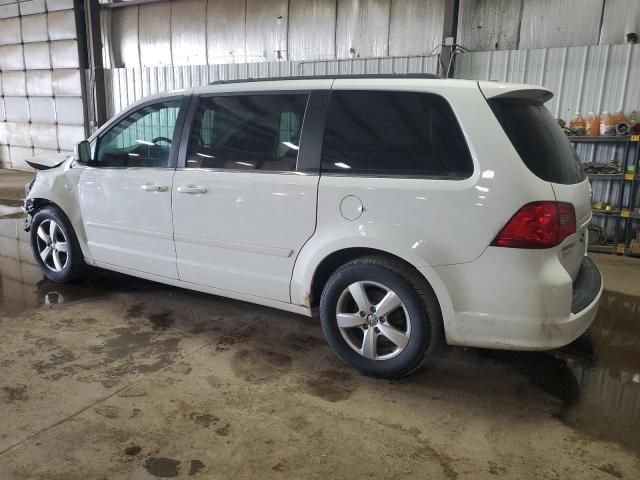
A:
74 140 92 164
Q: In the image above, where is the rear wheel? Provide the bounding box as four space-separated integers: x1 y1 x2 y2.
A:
319 256 442 379
30 207 85 283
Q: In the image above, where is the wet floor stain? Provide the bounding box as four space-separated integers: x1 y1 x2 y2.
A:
144 457 181 478
1 384 28 403
188 459 205 476
231 348 292 383
189 412 220 429
303 369 355 402
148 309 175 330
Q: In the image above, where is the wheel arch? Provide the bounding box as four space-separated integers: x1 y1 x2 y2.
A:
300 247 454 333
26 197 93 263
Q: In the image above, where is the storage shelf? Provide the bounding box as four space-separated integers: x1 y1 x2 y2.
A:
591 210 640 219
570 135 637 143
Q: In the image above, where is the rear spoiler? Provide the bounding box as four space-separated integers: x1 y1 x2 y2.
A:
478 81 553 104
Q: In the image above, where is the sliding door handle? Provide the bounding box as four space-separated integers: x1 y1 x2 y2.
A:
177 185 207 194
141 183 168 192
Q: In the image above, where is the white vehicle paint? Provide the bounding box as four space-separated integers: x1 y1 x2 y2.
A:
24 76 602 377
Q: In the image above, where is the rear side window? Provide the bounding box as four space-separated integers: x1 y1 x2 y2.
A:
321 91 473 178
488 98 586 184
186 94 308 171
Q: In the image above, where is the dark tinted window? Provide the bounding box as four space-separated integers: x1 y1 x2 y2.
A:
488 98 586 184
321 91 473 177
96 100 181 168
186 94 308 171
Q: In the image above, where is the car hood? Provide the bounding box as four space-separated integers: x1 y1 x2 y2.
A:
26 152 72 170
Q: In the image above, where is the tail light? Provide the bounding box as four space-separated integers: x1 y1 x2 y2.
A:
491 201 576 249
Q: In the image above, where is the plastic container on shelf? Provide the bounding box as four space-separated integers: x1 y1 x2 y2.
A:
600 111 617 136
585 112 600 136
569 112 586 136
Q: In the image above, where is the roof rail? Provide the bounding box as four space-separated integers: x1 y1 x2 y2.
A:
208 73 441 86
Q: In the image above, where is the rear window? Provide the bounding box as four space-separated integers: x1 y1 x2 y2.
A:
321 91 473 178
488 98 586 184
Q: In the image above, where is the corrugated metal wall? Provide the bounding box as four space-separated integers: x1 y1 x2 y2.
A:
457 0 640 51
101 0 447 68
0 0 85 171
102 0 640 68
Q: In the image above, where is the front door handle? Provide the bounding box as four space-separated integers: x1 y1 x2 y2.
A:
141 183 168 192
177 185 207 194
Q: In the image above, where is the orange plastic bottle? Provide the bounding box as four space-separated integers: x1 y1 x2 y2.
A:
600 111 616 136
569 112 586 136
585 112 600 136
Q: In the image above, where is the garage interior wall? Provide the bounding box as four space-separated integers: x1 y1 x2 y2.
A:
0 0 86 170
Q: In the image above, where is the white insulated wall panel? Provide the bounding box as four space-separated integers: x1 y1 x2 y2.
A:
4 98 28 122
1 71 26 96
111 5 140 67
289 0 336 61
47 0 73 12
0 2 84 170
245 0 289 62
52 69 81 96
55 97 84 125
171 0 207 66
600 0 640 45
48 9 77 41
19 0 46 16
457 0 521 51
26 70 54 96
23 43 51 69
336 0 391 58
206 0 246 64
29 97 56 124
30 124 58 149
0 44 24 70
21 14 48 43
519 0 604 49
389 0 445 56
56 125 84 150
0 17 20 44
51 40 79 68
139 2 172 65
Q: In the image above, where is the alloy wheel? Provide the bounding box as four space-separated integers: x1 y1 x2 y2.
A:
336 281 412 360
35 219 69 272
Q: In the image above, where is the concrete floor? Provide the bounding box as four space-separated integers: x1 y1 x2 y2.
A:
0 169 639 479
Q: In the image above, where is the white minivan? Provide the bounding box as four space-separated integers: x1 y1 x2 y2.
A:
24 75 602 378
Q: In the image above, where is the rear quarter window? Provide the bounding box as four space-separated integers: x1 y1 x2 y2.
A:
321 91 473 178
488 98 586 185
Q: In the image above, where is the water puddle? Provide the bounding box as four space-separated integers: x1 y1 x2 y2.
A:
0 217 639 450
0 218 161 315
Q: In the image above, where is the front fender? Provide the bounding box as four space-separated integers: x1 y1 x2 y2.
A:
26 162 93 263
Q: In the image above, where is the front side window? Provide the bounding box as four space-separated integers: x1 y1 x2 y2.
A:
186 94 308 171
321 91 473 178
95 100 181 168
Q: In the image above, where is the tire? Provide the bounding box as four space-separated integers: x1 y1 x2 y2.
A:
30 206 85 283
319 255 442 379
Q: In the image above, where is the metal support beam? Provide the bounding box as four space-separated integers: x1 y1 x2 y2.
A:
76 0 108 131
440 0 460 78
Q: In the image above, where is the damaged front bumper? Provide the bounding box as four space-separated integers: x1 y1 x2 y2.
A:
23 197 35 232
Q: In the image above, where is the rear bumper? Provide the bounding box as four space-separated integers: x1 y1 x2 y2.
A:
432 251 603 351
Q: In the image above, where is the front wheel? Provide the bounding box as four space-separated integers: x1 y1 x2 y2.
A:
319 256 442 379
30 206 85 283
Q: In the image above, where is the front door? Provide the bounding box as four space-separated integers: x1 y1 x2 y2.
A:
171 92 322 302
79 97 187 278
